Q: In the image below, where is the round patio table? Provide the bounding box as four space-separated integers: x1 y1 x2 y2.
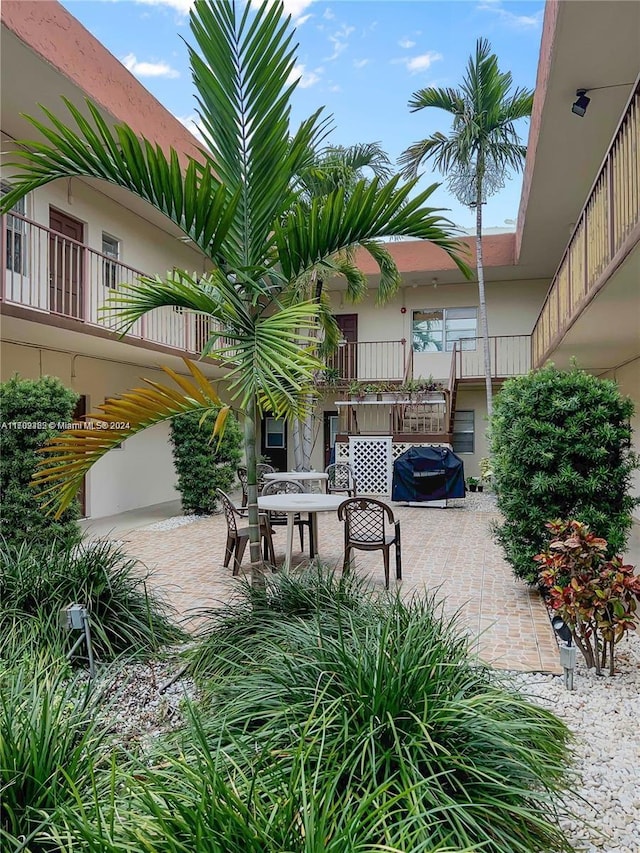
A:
258 493 344 571
262 470 329 493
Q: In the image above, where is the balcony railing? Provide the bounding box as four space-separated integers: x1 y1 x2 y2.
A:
453 335 532 379
336 397 448 437
531 76 640 367
1 212 217 355
325 339 408 382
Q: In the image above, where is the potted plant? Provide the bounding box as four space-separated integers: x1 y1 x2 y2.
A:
347 381 365 402
321 365 341 387
467 476 479 493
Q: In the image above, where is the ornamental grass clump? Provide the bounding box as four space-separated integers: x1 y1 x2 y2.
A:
0 537 184 662
536 519 640 675
491 363 638 584
183 569 575 853
0 661 107 852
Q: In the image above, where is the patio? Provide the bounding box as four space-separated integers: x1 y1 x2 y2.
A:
83 496 562 674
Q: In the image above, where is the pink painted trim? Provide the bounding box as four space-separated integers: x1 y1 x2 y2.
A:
1 0 202 165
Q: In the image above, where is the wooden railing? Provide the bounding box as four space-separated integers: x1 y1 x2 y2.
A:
325 339 408 382
336 396 448 437
453 335 532 379
531 76 640 367
0 212 218 355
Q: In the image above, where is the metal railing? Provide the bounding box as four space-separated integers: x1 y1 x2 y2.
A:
453 335 532 379
531 76 640 367
1 212 219 355
325 339 408 382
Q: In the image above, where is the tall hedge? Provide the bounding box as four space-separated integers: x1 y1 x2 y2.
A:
490 364 638 584
0 375 81 549
169 409 242 514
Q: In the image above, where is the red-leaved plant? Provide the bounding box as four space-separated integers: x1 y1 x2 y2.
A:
535 519 640 675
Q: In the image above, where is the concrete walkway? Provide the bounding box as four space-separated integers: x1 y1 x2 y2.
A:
86 497 562 674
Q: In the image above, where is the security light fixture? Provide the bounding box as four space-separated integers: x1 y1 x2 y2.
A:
337 337 347 348
572 89 591 117
551 615 573 645
551 615 576 690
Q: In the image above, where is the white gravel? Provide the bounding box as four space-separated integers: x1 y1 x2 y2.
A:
140 514 208 532
507 631 640 853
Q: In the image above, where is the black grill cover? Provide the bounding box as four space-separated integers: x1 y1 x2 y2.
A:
392 446 465 502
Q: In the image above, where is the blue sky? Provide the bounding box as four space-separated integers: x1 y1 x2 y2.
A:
60 0 545 230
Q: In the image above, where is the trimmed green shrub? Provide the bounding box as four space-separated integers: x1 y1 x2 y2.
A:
169 408 242 515
0 538 185 661
0 375 81 549
491 363 638 583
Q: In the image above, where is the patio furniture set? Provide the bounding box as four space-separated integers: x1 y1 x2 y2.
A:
217 463 403 588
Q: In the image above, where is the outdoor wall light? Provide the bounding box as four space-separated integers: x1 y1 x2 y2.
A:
572 89 591 117
551 615 576 690
337 337 347 348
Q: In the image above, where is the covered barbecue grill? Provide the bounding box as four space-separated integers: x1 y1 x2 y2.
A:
392 446 465 504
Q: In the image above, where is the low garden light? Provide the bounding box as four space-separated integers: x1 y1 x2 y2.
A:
61 603 96 678
551 615 576 691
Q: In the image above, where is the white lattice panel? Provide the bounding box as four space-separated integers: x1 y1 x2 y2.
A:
335 442 349 463
392 441 451 460
349 437 393 495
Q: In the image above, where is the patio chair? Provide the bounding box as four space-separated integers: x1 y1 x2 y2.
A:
260 479 314 556
325 462 357 497
337 497 401 590
216 489 275 575
237 463 277 507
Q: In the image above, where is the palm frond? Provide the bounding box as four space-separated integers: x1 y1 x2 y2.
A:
0 100 242 261
359 241 402 305
275 176 470 279
34 361 229 517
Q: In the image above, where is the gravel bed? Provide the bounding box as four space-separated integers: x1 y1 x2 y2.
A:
447 491 498 512
507 631 640 853
96 659 196 750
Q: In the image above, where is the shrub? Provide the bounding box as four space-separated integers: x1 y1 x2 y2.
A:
0 375 82 549
0 538 185 661
536 519 640 675
169 408 242 515
491 363 638 583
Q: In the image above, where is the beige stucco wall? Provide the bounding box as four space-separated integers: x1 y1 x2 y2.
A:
1 341 181 517
598 358 640 522
327 278 549 381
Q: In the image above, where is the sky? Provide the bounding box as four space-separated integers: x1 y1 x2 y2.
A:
60 0 545 230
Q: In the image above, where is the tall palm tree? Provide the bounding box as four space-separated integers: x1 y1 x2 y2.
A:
399 38 533 419
1 0 467 580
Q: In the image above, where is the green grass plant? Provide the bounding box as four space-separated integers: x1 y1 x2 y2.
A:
0 660 107 852
0 537 185 662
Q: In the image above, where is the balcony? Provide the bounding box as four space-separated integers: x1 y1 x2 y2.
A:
531 77 640 367
453 335 531 380
325 339 409 383
1 212 216 355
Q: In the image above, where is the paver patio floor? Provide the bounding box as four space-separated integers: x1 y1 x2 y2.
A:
110 499 561 674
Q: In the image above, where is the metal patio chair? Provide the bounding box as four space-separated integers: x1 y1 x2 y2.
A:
260 478 314 556
324 462 357 497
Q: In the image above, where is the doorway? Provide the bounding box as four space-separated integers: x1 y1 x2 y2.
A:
260 415 288 471
323 411 339 468
72 394 88 517
49 208 84 319
335 313 358 379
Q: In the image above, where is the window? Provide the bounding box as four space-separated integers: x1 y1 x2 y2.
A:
452 410 474 454
2 182 28 275
102 233 119 289
265 417 285 449
413 307 477 352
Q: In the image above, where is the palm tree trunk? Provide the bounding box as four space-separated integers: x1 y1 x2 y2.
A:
475 179 493 420
292 418 304 470
243 396 265 587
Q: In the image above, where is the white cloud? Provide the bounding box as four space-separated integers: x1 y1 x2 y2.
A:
353 58 370 69
295 13 313 26
280 0 315 22
325 23 355 61
398 38 416 49
122 52 180 78
133 0 193 13
477 1 543 29
287 62 322 88
176 113 206 144
393 51 443 74
323 8 335 20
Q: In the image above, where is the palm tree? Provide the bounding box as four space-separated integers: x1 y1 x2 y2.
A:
399 38 533 419
1 0 467 581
